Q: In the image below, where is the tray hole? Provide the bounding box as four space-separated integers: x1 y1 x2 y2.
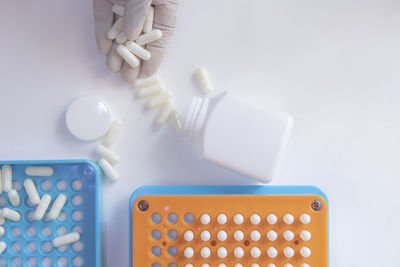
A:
57 257 68 267
58 211 68 222
152 230 161 240
26 257 38 267
26 226 38 237
12 257 22 267
42 226 53 237
57 226 68 236
72 195 83 206
71 180 83 191
41 241 53 253
72 210 83 222
57 245 68 252
12 242 22 253
73 241 84 252
26 241 38 253
152 246 162 257
56 180 68 191
12 226 22 238
72 256 84 267
12 180 22 190
167 213 178 224
151 213 162 224
41 180 52 191
42 257 53 267
72 225 83 234
184 213 195 224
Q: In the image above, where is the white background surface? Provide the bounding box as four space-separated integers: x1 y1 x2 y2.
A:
1 0 400 266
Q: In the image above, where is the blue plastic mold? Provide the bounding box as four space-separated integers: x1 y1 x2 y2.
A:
0 160 102 267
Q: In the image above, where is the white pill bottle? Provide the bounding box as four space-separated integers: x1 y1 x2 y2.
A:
183 92 293 183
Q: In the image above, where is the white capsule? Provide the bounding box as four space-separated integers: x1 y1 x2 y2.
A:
217 230 227 241
217 213 227 224
217 247 227 258
112 4 124 16
0 226 5 237
196 67 213 94
147 91 171 109
283 213 294 224
267 213 278 224
0 242 6 254
107 17 123 40
250 230 261 241
156 102 175 125
52 232 80 247
233 230 244 241
267 247 278 258
183 230 194 241
104 120 122 147
200 230 211 241
184 247 194 258
116 32 128 44
300 264 311 267
283 264 294 267
25 166 54 176
234 247 244 258
300 230 312 241
133 75 160 88
142 6 154 33
98 158 119 182
200 247 211 258
34 194 52 220
250 213 261 224
125 41 151 61
136 29 162 45
47 194 67 220
137 82 164 98
233 213 244 224
95 144 121 164
2 165 12 192
283 247 295 258
300 246 311 258
266 230 278 241
300 213 311 224
117 44 139 68
283 230 295 241
8 189 20 206
267 264 277 267
24 179 40 205
250 247 261 258
2 208 21 222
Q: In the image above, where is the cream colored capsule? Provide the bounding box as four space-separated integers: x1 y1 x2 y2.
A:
107 17 123 40
0 226 5 237
137 82 164 98
126 41 151 61
95 144 121 164
136 29 162 45
52 232 80 247
143 6 154 33
116 32 128 44
112 4 124 16
34 194 52 220
133 75 159 88
2 165 12 192
25 166 54 176
24 179 40 205
117 45 139 68
8 189 20 206
147 91 171 109
156 102 175 125
196 67 213 94
0 242 6 254
47 194 67 220
2 208 21 222
104 120 122 147
98 158 119 182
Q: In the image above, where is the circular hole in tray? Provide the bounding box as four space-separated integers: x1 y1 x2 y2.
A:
12 226 22 237
57 226 68 236
26 226 38 237
151 230 161 240
58 211 68 222
72 195 83 206
12 180 22 190
72 225 83 234
12 242 22 253
26 257 38 267
57 245 68 253
151 263 161 267
42 257 53 267
12 257 22 267
73 241 84 252
41 180 53 191
26 241 38 253
152 246 162 257
168 263 177 267
167 213 178 224
56 180 68 191
0 258 6 267
57 257 68 267
41 226 53 237
184 213 195 224
26 211 35 222
25 197 34 207
71 180 83 191
0 196 6 207
72 210 83 222
41 241 53 253
72 256 84 267
168 246 178 257
151 213 162 224
168 230 178 240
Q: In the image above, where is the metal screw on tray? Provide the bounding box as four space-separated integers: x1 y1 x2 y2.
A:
138 200 149 211
311 200 322 211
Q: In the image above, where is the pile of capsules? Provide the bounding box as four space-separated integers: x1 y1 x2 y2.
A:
0 165 80 255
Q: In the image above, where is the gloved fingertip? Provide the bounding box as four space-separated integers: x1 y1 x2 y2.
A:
97 38 113 55
121 63 140 83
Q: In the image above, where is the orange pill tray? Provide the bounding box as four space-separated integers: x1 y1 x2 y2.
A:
130 186 329 267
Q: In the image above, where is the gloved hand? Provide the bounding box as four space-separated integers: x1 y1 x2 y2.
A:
93 0 179 83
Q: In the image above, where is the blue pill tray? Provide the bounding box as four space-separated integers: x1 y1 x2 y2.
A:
0 160 102 267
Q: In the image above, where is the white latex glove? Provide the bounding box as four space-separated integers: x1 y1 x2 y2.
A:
93 0 179 82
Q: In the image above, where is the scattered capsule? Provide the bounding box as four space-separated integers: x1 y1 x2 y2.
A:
147 91 171 109
217 213 227 224
200 230 211 241
250 247 261 258
196 67 213 94
107 17 123 40
47 194 67 220
24 179 40 205
234 247 244 258
300 247 311 258
116 32 128 44
34 194 52 220
142 6 154 33
200 213 211 224
112 4 124 16
98 158 119 182
266 230 278 241
300 213 311 224
2 208 21 222
183 230 194 241
125 41 151 61
134 75 160 88
0 226 5 237
52 232 80 247
233 230 244 241
136 29 162 46
8 189 20 206
283 247 295 258
267 213 278 224
156 102 175 125
104 120 122 147
217 247 227 258
217 230 227 241
184 247 194 258
233 213 244 224
25 166 54 176
300 264 311 267
283 264 294 267
283 213 294 224
0 242 6 254
250 230 261 241
267 247 278 258
283 230 295 241
250 213 261 224
2 165 12 192
95 144 121 164
200 247 211 258
137 82 164 98
300 230 312 241
117 44 139 68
